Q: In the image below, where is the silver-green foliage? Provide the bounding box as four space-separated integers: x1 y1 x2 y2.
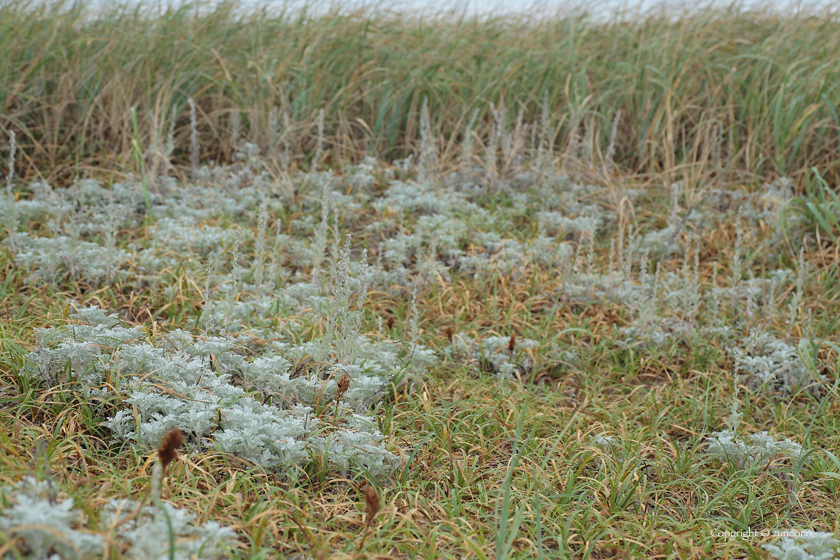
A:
26 301 412 474
763 532 840 560
0 477 235 560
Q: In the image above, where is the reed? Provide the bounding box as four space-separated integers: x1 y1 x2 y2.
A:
0 1 839 185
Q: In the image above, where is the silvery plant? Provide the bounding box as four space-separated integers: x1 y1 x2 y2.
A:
19 182 437 474
5 100 827 483
0 477 235 560
445 333 576 380
25 246 430 475
763 532 840 560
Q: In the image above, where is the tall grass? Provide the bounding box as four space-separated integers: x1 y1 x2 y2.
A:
1 0 840 184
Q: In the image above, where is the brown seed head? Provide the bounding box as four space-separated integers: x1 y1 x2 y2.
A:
362 483 381 527
444 327 453 343
336 373 351 402
508 332 516 354
386 316 395 330
158 427 185 472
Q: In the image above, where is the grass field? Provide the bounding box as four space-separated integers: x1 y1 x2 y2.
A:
2 2 840 559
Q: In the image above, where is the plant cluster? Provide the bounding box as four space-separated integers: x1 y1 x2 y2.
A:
0 477 235 560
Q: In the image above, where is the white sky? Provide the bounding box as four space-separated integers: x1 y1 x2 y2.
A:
95 0 838 18
323 0 835 17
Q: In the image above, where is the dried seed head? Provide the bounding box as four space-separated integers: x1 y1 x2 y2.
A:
444 326 453 343
158 427 185 472
335 373 351 403
386 316 395 330
362 483 381 527
508 332 516 354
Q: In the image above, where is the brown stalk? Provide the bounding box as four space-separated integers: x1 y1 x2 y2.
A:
356 482 381 553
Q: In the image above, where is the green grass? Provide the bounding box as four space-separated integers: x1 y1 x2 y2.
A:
2 1 840 185
1 211 840 558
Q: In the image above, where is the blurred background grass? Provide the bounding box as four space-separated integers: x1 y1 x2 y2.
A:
1 0 839 185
